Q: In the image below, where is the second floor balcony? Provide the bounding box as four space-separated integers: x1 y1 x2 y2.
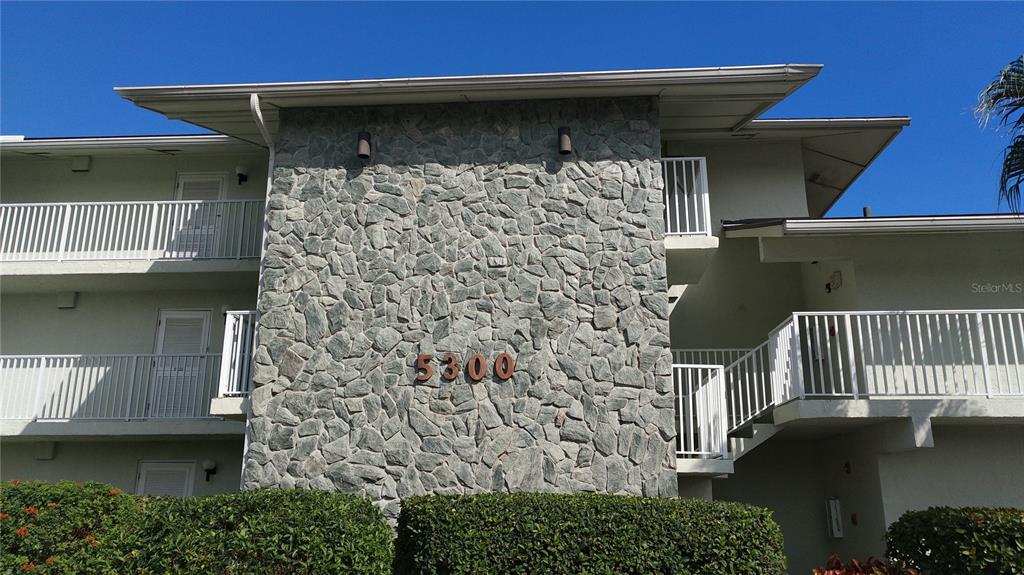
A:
0 311 257 436
0 199 264 274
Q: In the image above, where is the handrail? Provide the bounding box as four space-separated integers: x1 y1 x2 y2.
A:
218 311 258 397
674 364 728 459
0 353 223 420
720 309 1024 435
661 157 711 236
0 199 265 262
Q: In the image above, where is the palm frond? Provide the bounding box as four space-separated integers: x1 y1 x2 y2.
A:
999 134 1024 212
976 55 1024 132
977 56 1024 212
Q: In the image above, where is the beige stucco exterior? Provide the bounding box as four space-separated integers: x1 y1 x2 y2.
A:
0 438 244 496
1 288 256 355
715 424 1024 574
1 152 267 204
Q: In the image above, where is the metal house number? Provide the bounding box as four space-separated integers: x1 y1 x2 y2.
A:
414 352 516 383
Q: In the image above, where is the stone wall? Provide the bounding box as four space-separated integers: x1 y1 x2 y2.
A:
243 97 676 517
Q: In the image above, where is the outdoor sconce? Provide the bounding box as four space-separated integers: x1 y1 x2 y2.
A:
558 126 572 156
357 132 372 160
235 165 249 185
201 459 218 482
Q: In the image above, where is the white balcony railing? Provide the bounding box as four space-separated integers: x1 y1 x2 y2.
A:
674 364 728 459
0 200 264 262
675 310 1024 458
672 349 749 368
0 354 221 421
218 311 258 397
661 157 711 236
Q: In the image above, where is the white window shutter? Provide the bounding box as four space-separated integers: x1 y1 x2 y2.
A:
137 461 194 497
176 175 224 201
159 316 207 354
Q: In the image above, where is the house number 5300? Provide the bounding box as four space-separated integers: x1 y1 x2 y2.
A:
415 353 516 383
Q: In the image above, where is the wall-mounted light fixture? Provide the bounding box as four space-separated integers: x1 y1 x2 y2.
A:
357 132 372 160
558 127 572 156
235 166 249 185
201 459 218 482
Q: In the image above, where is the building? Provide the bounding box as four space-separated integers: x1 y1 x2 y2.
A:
2 65 1022 573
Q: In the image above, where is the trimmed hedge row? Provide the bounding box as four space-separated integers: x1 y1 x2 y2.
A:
395 492 787 575
3 482 788 575
1 481 392 574
886 506 1024 575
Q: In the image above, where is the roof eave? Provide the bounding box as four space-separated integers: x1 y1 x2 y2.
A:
115 64 823 101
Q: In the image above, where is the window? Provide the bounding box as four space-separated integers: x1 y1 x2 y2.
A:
175 173 225 201
155 310 210 355
136 461 194 497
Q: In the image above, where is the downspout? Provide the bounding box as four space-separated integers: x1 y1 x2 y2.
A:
240 92 275 490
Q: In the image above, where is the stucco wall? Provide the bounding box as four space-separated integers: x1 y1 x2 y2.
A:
671 239 805 348
798 232 1024 312
716 423 1024 574
1 152 267 203
662 139 809 233
878 425 1024 524
713 437 830 575
245 97 677 517
0 289 256 355
0 439 242 495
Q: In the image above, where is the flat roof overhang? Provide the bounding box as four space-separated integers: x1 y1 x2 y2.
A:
724 214 1024 238
114 64 823 146
670 117 911 218
0 134 263 158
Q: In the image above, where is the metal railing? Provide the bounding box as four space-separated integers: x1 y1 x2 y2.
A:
218 311 258 397
0 200 264 262
0 354 221 420
674 364 728 459
661 157 711 236
722 310 1024 434
794 310 1024 398
673 349 750 368
676 310 1024 459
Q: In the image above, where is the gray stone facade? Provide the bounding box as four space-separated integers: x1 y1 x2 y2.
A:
243 97 676 517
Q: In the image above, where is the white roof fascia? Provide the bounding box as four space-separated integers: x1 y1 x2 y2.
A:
747 117 911 130
115 64 823 100
0 134 240 152
783 215 1024 235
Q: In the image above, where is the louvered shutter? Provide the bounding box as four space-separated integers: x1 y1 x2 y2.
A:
151 312 210 418
137 461 194 497
173 175 224 257
176 175 224 201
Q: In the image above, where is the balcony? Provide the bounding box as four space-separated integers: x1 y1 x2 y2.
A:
661 157 717 285
0 353 243 437
673 310 1024 473
0 199 264 276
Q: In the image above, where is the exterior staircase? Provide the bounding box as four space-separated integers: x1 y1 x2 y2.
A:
674 309 1024 471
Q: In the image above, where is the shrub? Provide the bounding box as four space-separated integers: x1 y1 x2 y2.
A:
812 554 918 574
1 481 393 575
395 493 786 575
886 507 1024 575
129 488 393 575
0 480 141 574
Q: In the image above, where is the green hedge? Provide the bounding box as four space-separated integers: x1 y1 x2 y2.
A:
1 481 393 575
395 493 786 575
886 506 1024 575
1 481 140 574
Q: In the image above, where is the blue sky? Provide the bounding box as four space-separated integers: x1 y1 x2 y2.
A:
2 2 1021 216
